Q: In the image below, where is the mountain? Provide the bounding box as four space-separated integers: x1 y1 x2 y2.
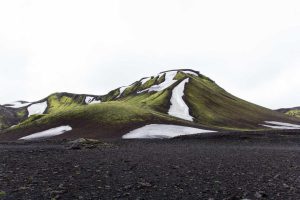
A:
0 106 20 130
276 107 300 119
0 69 299 140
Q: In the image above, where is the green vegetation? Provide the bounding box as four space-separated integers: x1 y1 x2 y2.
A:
286 109 300 118
140 76 157 90
16 114 46 128
16 109 27 118
47 93 83 113
157 73 165 84
0 191 6 197
122 82 140 97
101 89 119 102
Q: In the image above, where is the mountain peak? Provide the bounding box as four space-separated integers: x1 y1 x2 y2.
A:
160 69 200 76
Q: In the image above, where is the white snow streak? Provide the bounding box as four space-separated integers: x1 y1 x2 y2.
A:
85 96 101 104
168 78 193 121
90 99 101 104
85 96 94 104
140 77 151 85
27 101 48 117
261 121 300 129
5 101 31 108
19 125 72 140
139 71 178 93
122 124 216 139
117 86 128 98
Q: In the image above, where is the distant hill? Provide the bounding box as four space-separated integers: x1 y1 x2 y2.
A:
276 107 300 119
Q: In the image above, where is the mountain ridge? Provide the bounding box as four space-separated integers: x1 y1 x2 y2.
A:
0 69 299 140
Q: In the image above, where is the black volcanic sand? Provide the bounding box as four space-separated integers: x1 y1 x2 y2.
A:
0 131 300 200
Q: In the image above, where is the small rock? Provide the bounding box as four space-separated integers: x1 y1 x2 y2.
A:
254 191 268 198
138 181 152 188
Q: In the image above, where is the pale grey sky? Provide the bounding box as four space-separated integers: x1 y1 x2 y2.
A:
0 0 300 109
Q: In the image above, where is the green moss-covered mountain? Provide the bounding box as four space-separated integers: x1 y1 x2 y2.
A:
0 69 299 140
276 107 300 119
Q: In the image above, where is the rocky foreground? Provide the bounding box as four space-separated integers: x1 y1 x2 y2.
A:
0 131 300 200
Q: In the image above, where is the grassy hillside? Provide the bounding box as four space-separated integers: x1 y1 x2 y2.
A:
286 110 300 118
0 102 205 140
277 107 300 119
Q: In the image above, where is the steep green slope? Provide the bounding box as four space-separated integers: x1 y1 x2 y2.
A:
111 70 299 130
183 74 298 129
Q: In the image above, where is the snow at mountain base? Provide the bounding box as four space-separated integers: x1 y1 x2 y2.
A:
261 121 300 129
5 101 31 109
168 78 193 121
27 102 48 117
19 125 72 140
122 124 216 139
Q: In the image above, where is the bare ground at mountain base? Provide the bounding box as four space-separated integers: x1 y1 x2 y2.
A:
0 131 300 200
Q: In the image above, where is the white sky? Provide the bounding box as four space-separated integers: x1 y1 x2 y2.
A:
0 0 300 109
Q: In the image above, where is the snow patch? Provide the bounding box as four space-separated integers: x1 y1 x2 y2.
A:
90 99 101 104
27 101 48 117
5 101 31 108
140 77 151 85
122 124 216 139
168 78 193 121
117 86 128 98
85 96 101 104
139 71 178 93
261 121 300 129
19 125 72 140
85 96 94 104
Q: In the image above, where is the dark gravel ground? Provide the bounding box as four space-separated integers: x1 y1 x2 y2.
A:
0 132 300 200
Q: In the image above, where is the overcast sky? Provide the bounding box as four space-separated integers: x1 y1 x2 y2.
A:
0 0 300 109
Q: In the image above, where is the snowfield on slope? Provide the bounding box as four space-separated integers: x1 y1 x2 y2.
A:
85 96 94 104
19 125 72 140
138 71 178 93
168 78 193 121
140 77 151 85
262 121 300 129
27 102 48 117
116 86 128 98
5 101 31 108
122 124 216 139
85 96 101 104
